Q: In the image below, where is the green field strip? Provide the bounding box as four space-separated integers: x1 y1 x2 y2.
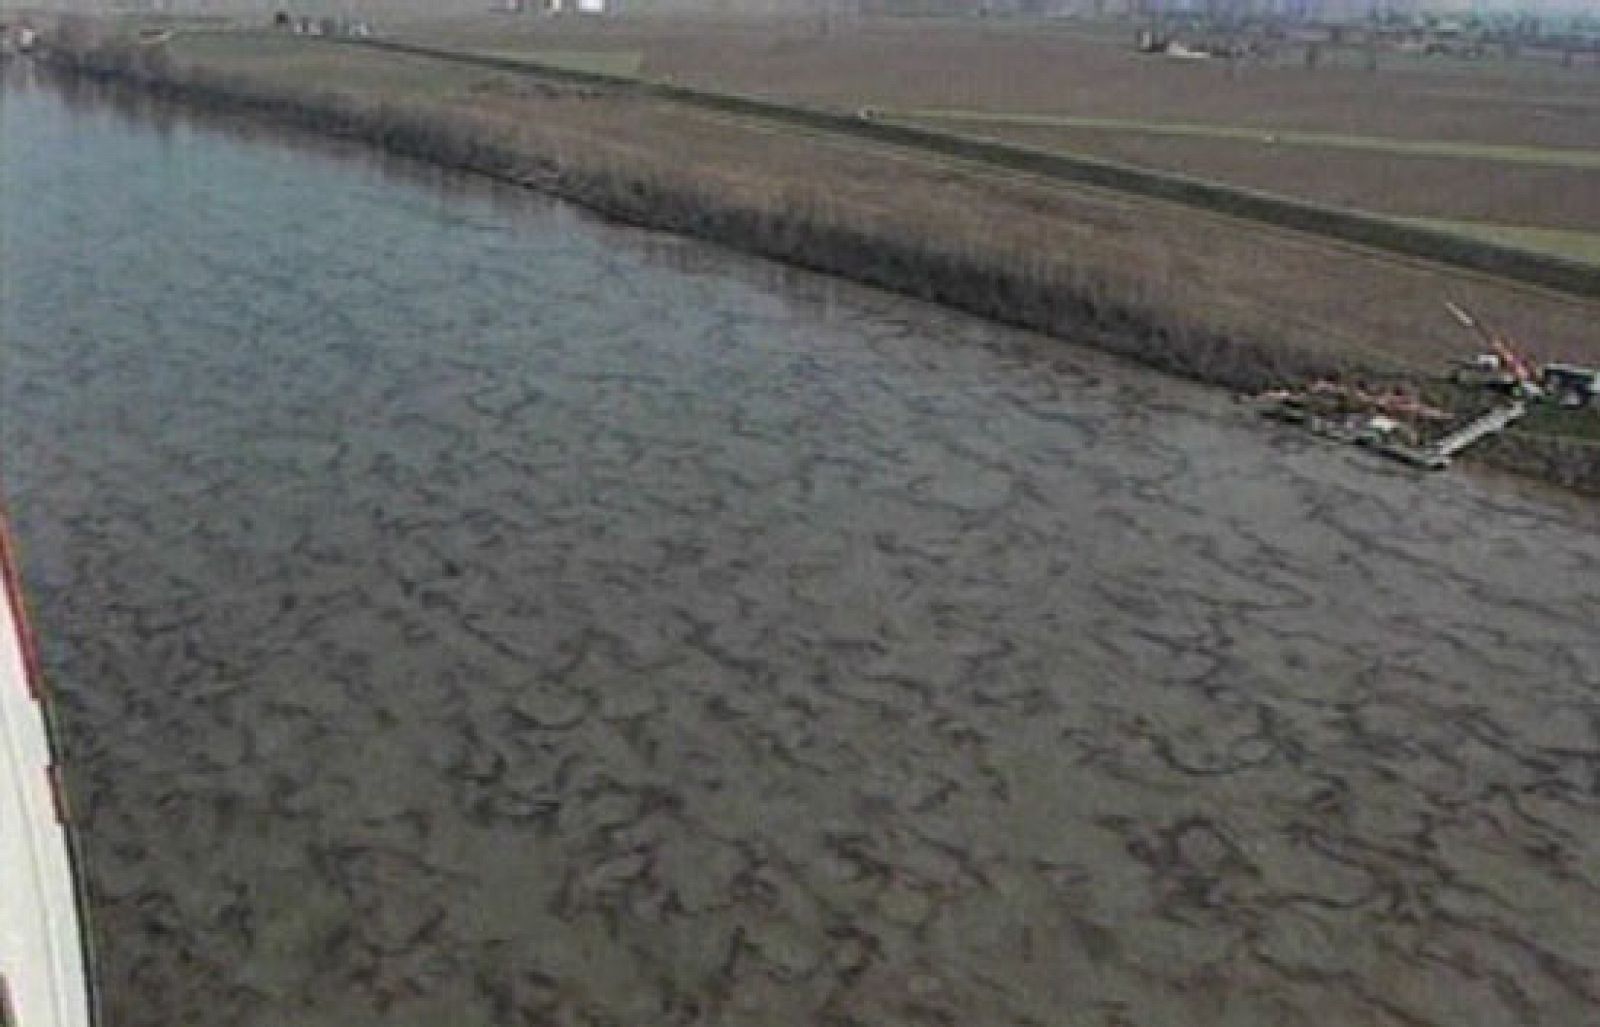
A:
298 36 1600 298
891 108 1600 170
1395 219 1600 267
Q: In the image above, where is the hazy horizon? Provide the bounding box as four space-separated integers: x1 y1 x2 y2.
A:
4 0 1597 20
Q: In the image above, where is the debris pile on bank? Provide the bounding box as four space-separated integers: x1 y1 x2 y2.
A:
1248 302 1599 473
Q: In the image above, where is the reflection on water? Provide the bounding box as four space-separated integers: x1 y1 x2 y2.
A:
4 73 1599 1027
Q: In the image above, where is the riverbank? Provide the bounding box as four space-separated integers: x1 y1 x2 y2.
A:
33 27 1600 493
403 12 1600 239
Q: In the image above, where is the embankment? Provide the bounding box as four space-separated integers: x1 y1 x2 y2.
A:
350 36 1600 303
34 36 1600 494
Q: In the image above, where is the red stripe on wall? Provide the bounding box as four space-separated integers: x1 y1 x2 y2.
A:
0 510 46 703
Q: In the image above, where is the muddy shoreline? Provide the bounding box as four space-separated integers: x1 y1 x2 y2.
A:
31 40 1600 495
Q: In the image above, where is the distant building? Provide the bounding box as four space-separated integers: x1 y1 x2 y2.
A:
542 0 609 12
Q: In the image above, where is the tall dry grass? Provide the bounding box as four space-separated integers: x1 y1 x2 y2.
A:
49 36 1347 394
38 34 1600 491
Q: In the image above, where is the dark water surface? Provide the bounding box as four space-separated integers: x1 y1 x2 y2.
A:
4 74 1599 1027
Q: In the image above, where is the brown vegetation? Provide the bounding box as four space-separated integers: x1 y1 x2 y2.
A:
39 30 1600 491
919 122 1600 232
403 14 1600 232
415 14 1600 149
321 35 1593 297
50 38 1337 393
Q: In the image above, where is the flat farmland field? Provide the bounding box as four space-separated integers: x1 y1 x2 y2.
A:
403 15 1600 146
397 14 1600 254
890 116 1600 233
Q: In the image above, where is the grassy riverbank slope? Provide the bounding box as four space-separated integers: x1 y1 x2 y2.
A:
404 14 1600 245
34 21 1600 490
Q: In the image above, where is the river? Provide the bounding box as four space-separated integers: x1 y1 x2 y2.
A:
3 71 1598 1027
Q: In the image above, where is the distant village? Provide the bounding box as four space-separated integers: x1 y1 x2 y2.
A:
272 11 372 37
1128 9 1600 64
494 0 613 12
819 0 1600 67
265 0 608 37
